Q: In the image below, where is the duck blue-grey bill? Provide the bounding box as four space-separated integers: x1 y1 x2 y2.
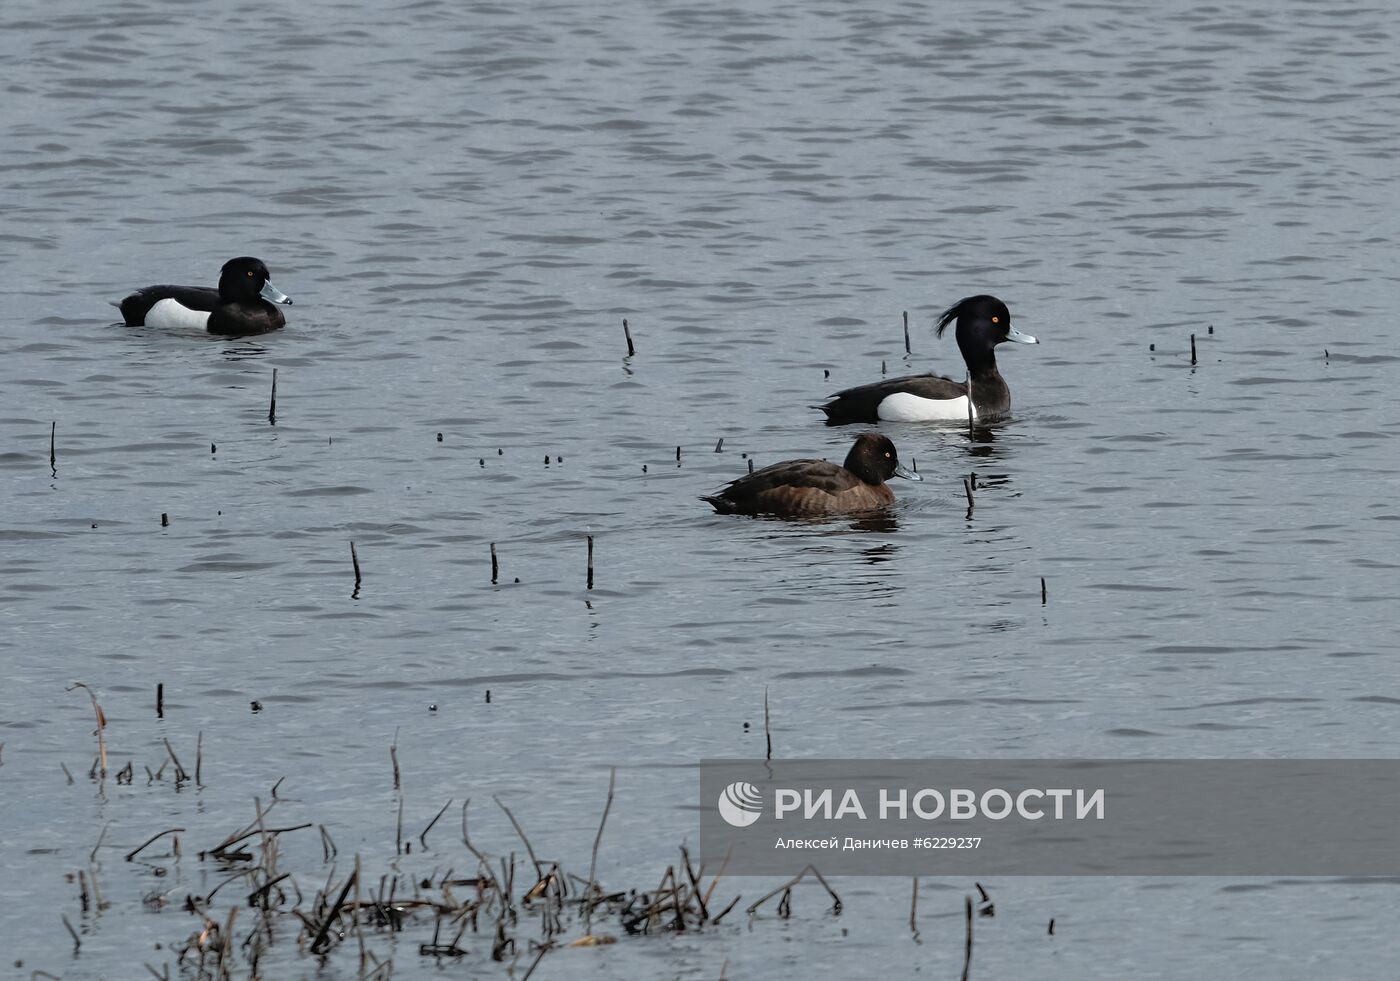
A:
893 463 923 481
260 280 292 305
1006 325 1036 344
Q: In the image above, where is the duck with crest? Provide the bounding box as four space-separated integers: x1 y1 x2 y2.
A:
819 294 1037 425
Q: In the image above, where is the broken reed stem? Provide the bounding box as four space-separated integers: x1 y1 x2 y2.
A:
125 827 184 862
156 683 163 719
354 854 366 973
963 476 975 512
763 688 773 762
903 310 910 354
50 420 57 471
961 894 974 981
745 863 841 916
390 728 401 790
196 730 203 787
62 913 81 950
806 865 842 914
68 682 107 775
223 901 238 965
90 821 111 863
420 798 453 850
350 541 362 589
269 367 278 425
320 825 338 862
584 767 617 934
701 845 732 909
1041 576 1047 605
711 894 740 925
494 795 544 879
623 318 635 357
680 846 709 922
521 945 549 981
586 535 594 591
310 869 357 954
460 799 490 869
1190 333 1198 365
490 543 499 584
208 822 311 860
910 876 918 936
163 738 188 783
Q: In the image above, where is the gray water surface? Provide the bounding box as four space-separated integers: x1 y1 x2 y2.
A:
4 0 1400 977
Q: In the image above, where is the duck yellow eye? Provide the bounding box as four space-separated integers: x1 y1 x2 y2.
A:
246 270 254 277
991 316 1000 324
884 452 891 458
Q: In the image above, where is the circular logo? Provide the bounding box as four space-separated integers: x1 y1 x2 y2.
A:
717 781 763 827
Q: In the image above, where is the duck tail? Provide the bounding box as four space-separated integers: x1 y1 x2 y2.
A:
701 494 736 514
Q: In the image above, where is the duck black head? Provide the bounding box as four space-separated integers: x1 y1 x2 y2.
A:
934 294 1036 369
218 256 292 306
843 432 921 485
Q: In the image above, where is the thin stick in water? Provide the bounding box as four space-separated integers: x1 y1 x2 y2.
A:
714 437 723 453
309 869 357 954
491 543 499 584
763 688 773 762
124 827 185 862
62 913 81 951
494 794 544 878
963 476 975 512
745 863 841 916
350 541 362 596
390 728 401 790
67 682 107 775
961 894 974 981
521 945 549 981
50 421 56 473
1041 577 1047 605
268 367 277 425
90 822 111 863
420 798 453 850
156 683 164 719
460 799 489 868
1190 333 1197 365
623 318 635 357
584 766 617 935
586 535 594 591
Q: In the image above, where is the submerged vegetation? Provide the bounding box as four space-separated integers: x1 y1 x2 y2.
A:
31 683 1028 979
